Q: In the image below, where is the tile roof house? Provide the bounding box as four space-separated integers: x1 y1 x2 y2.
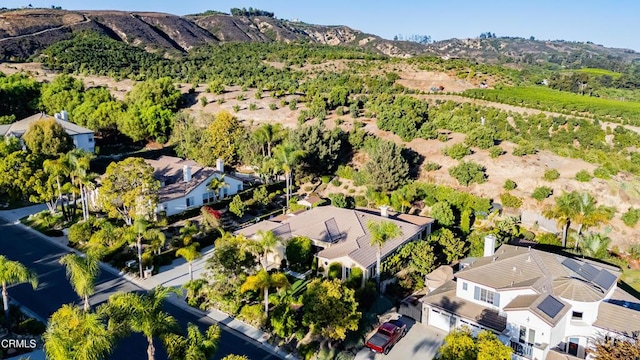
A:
147 156 243 216
0 111 95 152
418 239 640 360
235 206 433 280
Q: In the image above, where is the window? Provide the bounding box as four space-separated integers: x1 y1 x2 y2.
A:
237 184 242 191
186 197 194 207
572 311 583 320
202 191 215 204
462 282 468 291
88 136 94 143
528 329 536 344
473 286 499 306
518 326 536 345
519 326 526 343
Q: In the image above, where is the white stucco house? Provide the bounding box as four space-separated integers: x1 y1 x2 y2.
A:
147 156 244 216
235 205 433 279
419 236 640 360
0 111 95 153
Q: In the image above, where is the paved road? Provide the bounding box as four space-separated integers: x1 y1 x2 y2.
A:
0 218 278 360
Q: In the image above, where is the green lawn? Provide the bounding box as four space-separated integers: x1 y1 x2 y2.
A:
575 68 623 79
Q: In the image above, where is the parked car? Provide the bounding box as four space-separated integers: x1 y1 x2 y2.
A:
365 319 407 355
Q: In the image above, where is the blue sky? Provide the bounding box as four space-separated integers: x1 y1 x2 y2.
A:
5 0 639 51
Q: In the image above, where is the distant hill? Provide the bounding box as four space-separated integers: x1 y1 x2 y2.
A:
1 8 639 69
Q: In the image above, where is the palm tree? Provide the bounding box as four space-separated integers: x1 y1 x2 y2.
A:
100 286 179 360
572 192 614 250
273 144 305 209
67 149 94 221
543 191 579 248
43 154 71 216
128 218 166 278
241 269 290 315
44 304 113 360
59 253 100 311
573 232 611 259
254 123 285 158
367 220 402 290
176 243 202 281
207 175 229 202
163 323 220 360
248 230 281 270
0 256 38 331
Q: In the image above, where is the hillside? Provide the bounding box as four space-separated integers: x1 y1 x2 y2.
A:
2 8 640 67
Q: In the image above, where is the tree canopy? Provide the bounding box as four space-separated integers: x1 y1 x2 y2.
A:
302 279 361 341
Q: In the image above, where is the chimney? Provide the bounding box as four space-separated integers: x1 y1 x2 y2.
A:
183 165 192 182
484 234 497 257
216 158 224 173
61 110 68 121
379 205 390 218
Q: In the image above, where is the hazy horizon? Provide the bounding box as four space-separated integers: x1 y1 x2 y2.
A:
3 0 639 52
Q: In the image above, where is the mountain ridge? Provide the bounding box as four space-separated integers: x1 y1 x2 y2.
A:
1 8 639 68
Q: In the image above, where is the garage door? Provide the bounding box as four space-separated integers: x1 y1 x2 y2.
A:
429 309 450 331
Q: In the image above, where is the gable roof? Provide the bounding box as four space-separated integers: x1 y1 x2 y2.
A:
145 156 242 202
1 113 93 137
456 244 620 303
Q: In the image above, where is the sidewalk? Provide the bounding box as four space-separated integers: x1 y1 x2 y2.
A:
0 206 296 360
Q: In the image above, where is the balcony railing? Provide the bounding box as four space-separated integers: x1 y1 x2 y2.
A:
510 341 533 359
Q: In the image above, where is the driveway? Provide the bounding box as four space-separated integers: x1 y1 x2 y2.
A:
355 316 447 360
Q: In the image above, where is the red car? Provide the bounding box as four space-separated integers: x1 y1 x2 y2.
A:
365 320 407 355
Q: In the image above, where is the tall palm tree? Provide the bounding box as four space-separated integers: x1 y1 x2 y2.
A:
572 192 614 250
43 154 71 216
176 243 201 281
67 149 94 221
367 220 402 290
59 253 100 311
254 123 285 158
207 175 229 202
163 323 220 360
543 191 579 248
241 269 290 315
248 230 281 270
273 144 305 208
128 218 166 278
100 286 179 360
0 256 38 331
44 304 113 360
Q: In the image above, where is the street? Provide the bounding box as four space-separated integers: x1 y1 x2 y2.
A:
0 218 279 360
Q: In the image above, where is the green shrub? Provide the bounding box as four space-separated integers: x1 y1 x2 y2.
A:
423 161 441 172
239 304 266 328
321 175 331 184
68 220 93 244
513 142 537 156
354 195 367 207
217 97 225 104
622 208 640 227
328 193 352 208
543 168 560 181
269 103 278 111
442 143 471 160
289 98 298 110
345 267 363 289
500 192 523 209
449 161 486 186
232 105 240 113
465 126 495 149
536 232 561 246
200 97 208 107
593 166 613 179
328 262 343 280
503 179 517 190
236 94 245 101
249 103 258 111
438 134 449 142
336 165 356 180
286 236 314 272
531 186 553 201
331 179 342 187
575 169 593 182
335 118 344 125
336 107 344 116
489 146 504 158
